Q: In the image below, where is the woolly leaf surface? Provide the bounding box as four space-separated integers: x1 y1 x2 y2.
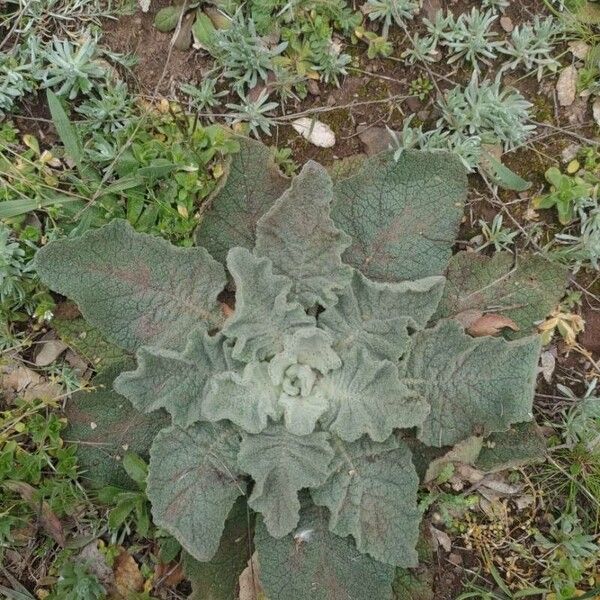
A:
319 270 445 361
269 328 341 380
404 320 541 447
320 347 429 442
238 425 334 538
255 161 352 308
331 150 466 282
53 315 126 369
311 436 420 567
223 247 314 361
148 422 245 562
435 251 568 337
203 361 280 433
65 362 169 489
195 137 290 263
182 497 254 600
476 422 546 472
114 328 234 428
34 220 226 351
256 499 394 600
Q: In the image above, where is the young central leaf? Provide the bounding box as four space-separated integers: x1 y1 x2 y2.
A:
223 247 314 362
34 219 226 352
254 161 353 309
238 425 334 538
147 422 246 562
203 361 280 433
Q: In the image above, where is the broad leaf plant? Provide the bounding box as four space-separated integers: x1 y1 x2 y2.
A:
35 139 550 599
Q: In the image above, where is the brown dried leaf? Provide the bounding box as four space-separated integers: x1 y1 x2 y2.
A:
239 553 264 600
4 481 65 546
454 309 484 329
154 562 184 587
429 526 452 553
467 313 519 337
113 549 144 598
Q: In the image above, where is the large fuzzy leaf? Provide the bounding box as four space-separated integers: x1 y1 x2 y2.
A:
238 425 334 538
53 315 126 369
331 150 466 282
256 499 394 600
182 497 254 600
320 347 429 442
319 270 445 361
34 220 226 352
147 422 246 562
223 247 314 362
203 361 280 433
435 251 568 337
195 137 290 263
312 436 420 567
254 162 352 308
404 320 541 447
65 362 169 489
114 328 233 428
476 422 546 472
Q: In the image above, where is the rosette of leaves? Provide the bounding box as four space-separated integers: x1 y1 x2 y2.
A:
34 139 547 600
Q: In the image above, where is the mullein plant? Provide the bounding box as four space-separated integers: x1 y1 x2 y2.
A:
34 138 561 599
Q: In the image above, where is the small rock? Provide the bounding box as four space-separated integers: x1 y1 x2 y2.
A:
65 349 89 376
500 16 513 32
567 97 589 125
405 96 421 112
357 126 395 156
307 79 320 96
561 142 581 163
593 97 600 127
448 552 463 566
292 118 336 148
556 65 577 107
35 334 68 367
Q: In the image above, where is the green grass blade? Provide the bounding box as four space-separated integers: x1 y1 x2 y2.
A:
0 194 78 219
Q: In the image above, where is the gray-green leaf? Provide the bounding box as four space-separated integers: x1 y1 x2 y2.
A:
223 247 314 362
434 251 568 337
114 328 233 428
255 161 352 308
65 362 169 489
404 320 541 447
182 497 253 600
320 347 429 442
238 425 334 538
331 150 467 282
256 498 394 600
195 138 289 263
312 436 420 567
147 423 245 561
203 361 280 433
319 270 445 361
34 220 226 352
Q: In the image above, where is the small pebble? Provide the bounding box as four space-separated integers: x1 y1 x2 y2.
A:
500 16 513 32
